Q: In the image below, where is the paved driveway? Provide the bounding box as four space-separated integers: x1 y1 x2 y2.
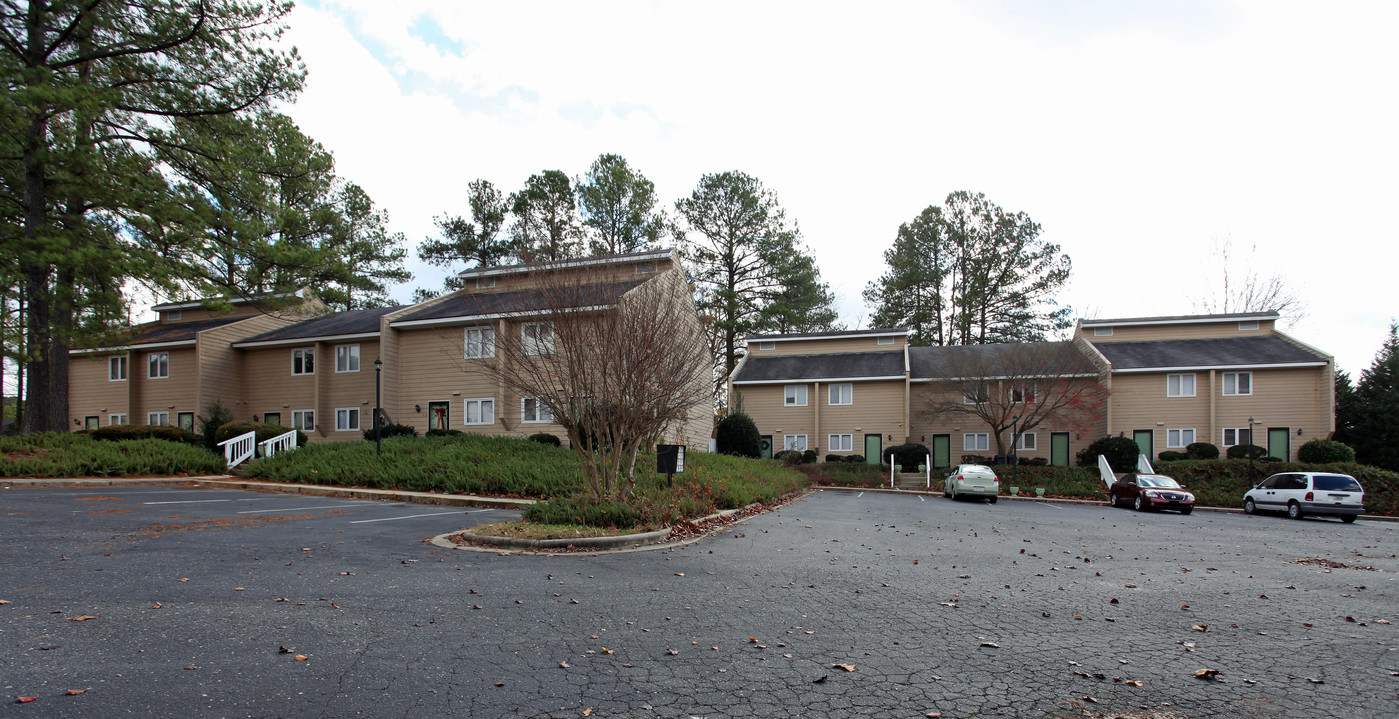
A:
1 486 1395 718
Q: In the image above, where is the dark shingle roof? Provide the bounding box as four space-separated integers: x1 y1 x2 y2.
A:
1095 336 1327 370
746 328 908 341
733 351 905 382
233 306 402 345
1082 311 1278 326
909 342 1095 379
123 318 246 346
457 249 673 278
393 280 646 324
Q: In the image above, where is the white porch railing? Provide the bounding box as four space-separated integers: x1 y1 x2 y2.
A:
925 454 931 489
219 431 257 469
260 430 299 459
1097 454 1116 488
1137 454 1155 475
890 457 895 488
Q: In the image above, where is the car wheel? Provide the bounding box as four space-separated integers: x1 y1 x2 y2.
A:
1287 501 1304 520
1180 507 1193 515
989 496 998 504
1341 514 1357 524
949 487 957 501
1133 495 1145 512
1109 493 1119 508
1243 498 1256 514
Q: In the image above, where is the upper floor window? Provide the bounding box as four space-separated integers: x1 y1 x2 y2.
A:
292 348 314 375
758 341 775 351
1093 327 1113 336
1012 385 1036 403
635 261 657 274
465 326 496 358
147 352 169 379
1222 371 1252 396
1238 321 1259 331
784 385 808 407
109 355 127 381
523 322 554 355
963 384 989 404
476 276 496 289
166 309 182 321
335 344 360 373
877 336 894 345
828 383 852 405
1167 373 1195 397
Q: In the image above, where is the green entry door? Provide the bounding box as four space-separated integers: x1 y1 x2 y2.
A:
1133 430 1153 461
932 434 951 468
1268 428 1290 461
864 434 882 464
1051 432 1070 467
760 435 773 460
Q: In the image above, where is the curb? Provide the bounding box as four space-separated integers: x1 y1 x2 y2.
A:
431 526 672 551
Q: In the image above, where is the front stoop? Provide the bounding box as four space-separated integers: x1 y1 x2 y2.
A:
893 472 933 490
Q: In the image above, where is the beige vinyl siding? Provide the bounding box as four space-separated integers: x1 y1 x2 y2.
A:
638 269 713 449
752 338 906 356
819 380 905 454
909 382 1107 460
241 345 319 435
320 339 379 441
196 313 300 423
459 257 677 294
395 326 515 437
1106 373 1210 455
1085 320 1275 343
67 353 130 428
133 347 196 424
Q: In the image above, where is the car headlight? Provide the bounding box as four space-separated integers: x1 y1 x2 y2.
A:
1183 493 1195 501
1144 490 1161 498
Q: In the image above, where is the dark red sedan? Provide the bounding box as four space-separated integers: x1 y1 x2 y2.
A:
1109 473 1195 514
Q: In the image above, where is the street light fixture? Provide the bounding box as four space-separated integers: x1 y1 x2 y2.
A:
374 358 383 457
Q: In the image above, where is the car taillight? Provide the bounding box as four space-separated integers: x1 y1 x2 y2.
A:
1305 491 1314 501
957 475 963 480
993 478 999 483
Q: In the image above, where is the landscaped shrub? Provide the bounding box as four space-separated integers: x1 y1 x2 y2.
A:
962 454 995 465
363 422 417 441
90 424 200 446
715 411 761 458
528 432 562 447
847 454 865 464
1158 450 1188 462
802 460 888 488
1185 442 1219 460
213 421 307 450
1076 436 1140 472
1298 439 1355 464
426 428 464 438
198 399 235 452
522 496 642 529
1021 456 1049 466
1 432 226 477
995 465 1104 498
801 449 818 464
776 450 803 466
884 443 931 472
824 454 846 463
1226 443 1268 460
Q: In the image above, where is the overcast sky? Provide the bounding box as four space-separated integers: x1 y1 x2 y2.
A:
278 0 1398 375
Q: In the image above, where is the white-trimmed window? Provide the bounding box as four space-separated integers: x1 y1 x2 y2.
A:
964 433 989 451
166 309 182 321
147 352 169 379
1167 428 1196 448
292 348 314 375
829 434 853 451
758 341 775 351
476 276 496 289
335 408 360 432
109 413 127 426
1223 427 1252 447
828 383 852 405
784 385 808 406
1016 432 1037 451
109 355 127 381
1222 371 1252 396
523 322 554 355
335 344 360 373
1012 385 1036 403
148 411 169 426
877 336 894 345
464 398 495 425
1238 321 1258 331
465 326 496 359
522 396 553 423
1167 373 1195 397
784 434 808 451
292 410 315 431
963 384 989 404
1093 327 1113 336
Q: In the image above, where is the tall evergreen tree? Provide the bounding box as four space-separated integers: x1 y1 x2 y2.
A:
510 170 583 262
675 171 839 391
1347 322 1399 471
864 191 1072 346
324 183 412 311
576 154 666 256
417 178 513 298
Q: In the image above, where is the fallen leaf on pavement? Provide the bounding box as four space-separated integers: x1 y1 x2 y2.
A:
17 696 36 703
0 599 10 604
1194 669 1220 680
812 675 827 683
1192 625 1208 632
559 661 570 668
832 663 855 671
279 646 292 654
980 641 1000 648
581 709 592 716
151 602 161 609
184 665 197 671
66 689 85 696
66 615 98 622
666 650 678 655
295 655 308 661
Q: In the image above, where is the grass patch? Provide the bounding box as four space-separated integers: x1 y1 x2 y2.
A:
468 521 652 540
0 432 227 478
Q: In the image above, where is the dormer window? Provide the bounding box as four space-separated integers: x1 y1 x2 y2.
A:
758 341 775 351
1093 327 1113 336
877 336 894 345
167 309 182 321
476 277 496 289
1238 321 1258 330
635 261 657 274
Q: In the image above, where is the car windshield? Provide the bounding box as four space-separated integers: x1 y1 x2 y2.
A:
1137 475 1181 488
1313 475 1362 492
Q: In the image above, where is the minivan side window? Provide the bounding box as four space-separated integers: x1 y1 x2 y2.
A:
1282 475 1307 490
1257 476 1279 489
1313 475 1362 492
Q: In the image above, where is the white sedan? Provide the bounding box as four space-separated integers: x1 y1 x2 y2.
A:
943 464 1000 503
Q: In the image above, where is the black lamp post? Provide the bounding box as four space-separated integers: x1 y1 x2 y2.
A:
374 358 383 456
1247 416 1256 484
1009 416 1019 466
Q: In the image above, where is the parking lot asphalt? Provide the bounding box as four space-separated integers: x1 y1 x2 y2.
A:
1 485 1396 718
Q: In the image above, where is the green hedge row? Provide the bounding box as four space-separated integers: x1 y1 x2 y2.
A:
0 433 227 477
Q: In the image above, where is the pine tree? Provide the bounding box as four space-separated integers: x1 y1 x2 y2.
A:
1348 322 1399 470
576 154 666 256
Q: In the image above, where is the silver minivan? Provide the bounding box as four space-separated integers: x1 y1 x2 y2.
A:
1242 472 1365 522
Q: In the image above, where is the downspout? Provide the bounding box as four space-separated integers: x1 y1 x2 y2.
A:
1208 369 1216 449
813 381 820 454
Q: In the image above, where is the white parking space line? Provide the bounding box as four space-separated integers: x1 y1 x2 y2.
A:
238 504 363 514
143 499 236 505
349 511 463 524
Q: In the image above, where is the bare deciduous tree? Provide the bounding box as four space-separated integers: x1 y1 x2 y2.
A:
919 342 1106 457
483 266 711 502
1196 237 1306 327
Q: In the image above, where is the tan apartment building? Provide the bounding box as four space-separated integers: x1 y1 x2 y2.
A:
730 311 1332 466
67 250 713 449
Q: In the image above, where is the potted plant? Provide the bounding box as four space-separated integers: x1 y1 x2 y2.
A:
1008 486 1020 496
1034 487 1046 498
